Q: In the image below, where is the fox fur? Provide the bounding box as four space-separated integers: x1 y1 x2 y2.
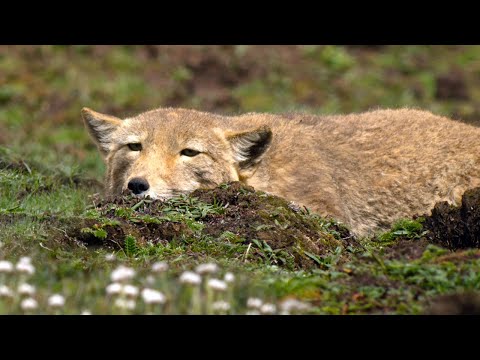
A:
82 107 480 237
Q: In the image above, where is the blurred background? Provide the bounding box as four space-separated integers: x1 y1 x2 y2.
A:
1 45 480 180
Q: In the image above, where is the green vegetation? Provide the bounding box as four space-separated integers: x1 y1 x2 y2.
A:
2 45 480 314
378 218 427 243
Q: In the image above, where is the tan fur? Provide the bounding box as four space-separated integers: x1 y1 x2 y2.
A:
82 107 480 237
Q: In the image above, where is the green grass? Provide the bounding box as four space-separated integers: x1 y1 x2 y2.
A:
378 218 427 243
2 45 480 314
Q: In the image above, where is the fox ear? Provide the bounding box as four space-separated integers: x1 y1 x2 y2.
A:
226 126 272 173
81 107 122 157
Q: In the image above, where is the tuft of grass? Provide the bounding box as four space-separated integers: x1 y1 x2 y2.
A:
378 218 428 242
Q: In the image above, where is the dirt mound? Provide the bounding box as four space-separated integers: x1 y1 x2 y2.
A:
64 182 353 269
382 238 430 261
192 183 353 266
424 187 480 250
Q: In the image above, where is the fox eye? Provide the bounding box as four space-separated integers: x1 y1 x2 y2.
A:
128 143 142 151
180 149 200 157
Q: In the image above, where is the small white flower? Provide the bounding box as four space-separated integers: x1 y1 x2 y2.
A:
212 301 231 312
195 263 218 275
15 262 35 275
224 272 235 283
110 265 136 282
247 297 263 309
18 283 36 296
279 298 310 313
48 294 65 308
114 298 136 310
19 256 32 264
141 288 166 305
260 303 277 314
106 282 123 295
207 279 227 292
21 298 38 311
0 285 13 298
122 284 139 298
105 253 116 262
81 310 92 315
179 271 201 285
151 261 168 273
0 260 13 273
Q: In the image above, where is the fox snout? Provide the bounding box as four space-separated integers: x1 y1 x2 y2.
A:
127 177 150 195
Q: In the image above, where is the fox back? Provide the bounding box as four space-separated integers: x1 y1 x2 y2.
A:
82 107 480 237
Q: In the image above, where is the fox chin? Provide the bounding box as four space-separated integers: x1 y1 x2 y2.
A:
82 106 480 237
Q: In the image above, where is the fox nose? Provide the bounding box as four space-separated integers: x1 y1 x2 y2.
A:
128 177 150 195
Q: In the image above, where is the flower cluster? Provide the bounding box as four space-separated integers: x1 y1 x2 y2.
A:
0 255 312 315
0 257 68 314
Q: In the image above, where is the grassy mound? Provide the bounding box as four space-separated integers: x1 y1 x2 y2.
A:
62 182 353 270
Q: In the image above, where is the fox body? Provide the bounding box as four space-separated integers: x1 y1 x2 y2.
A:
82 107 480 237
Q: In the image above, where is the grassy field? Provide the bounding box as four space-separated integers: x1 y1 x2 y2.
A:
2 45 480 314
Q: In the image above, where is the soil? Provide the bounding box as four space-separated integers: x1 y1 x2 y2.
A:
423 187 480 250
382 238 430 261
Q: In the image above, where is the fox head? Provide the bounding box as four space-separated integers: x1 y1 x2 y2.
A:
82 107 272 199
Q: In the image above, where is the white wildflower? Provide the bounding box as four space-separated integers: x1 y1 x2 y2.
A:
19 256 32 264
179 271 201 285
260 303 277 314
0 260 13 273
106 282 123 295
0 285 13 298
247 297 263 309
122 284 139 298
105 253 116 262
18 283 36 296
207 278 227 292
110 265 135 282
141 288 166 304
15 262 35 275
114 298 136 310
212 301 231 312
151 261 168 273
195 263 218 275
224 272 235 283
21 298 38 311
81 310 92 315
279 298 311 313
48 294 65 308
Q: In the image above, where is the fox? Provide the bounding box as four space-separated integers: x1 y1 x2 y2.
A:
82 107 480 237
